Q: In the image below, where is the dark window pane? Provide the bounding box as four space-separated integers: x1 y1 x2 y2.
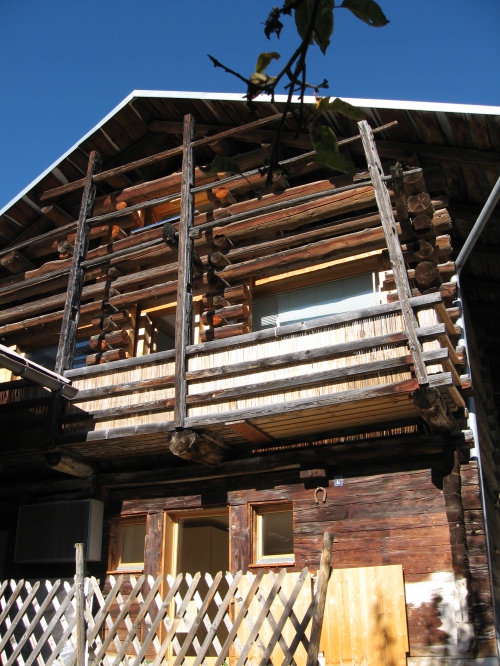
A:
261 511 293 556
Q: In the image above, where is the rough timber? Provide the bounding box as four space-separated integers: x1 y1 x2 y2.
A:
0 92 499 666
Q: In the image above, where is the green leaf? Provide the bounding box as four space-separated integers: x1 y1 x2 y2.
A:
325 97 366 120
315 0 334 54
340 0 389 27
312 125 355 174
255 52 281 74
294 0 334 53
199 156 242 176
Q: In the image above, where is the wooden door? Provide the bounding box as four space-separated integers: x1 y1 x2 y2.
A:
321 565 409 666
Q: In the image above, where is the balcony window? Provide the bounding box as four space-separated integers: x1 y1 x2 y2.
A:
252 273 376 331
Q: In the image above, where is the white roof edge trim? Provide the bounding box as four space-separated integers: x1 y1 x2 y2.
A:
132 90 500 115
2 89 499 218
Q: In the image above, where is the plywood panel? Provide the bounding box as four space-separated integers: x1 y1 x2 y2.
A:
321 565 408 666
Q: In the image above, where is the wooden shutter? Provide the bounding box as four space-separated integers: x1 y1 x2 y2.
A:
321 565 409 666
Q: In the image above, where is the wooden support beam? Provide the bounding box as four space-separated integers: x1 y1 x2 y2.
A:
0 250 37 275
300 463 329 483
55 151 101 375
168 429 226 466
359 120 428 387
174 115 195 430
390 164 408 221
410 385 459 432
46 451 94 478
41 204 74 227
225 420 274 445
40 112 286 201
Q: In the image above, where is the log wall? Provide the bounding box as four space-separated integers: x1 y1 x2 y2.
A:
105 459 498 661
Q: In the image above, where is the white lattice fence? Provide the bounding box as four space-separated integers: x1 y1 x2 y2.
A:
0 570 315 666
0 578 80 666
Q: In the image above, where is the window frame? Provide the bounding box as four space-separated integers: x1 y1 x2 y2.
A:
108 516 147 573
251 503 294 567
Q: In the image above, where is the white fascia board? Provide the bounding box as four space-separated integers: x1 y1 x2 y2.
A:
3 89 499 218
133 89 500 116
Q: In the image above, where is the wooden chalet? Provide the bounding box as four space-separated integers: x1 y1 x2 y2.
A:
0 91 499 666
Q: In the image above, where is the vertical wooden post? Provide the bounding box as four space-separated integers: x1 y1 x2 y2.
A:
74 542 86 666
174 115 196 429
358 120 428 386
306 531 334 666
55 151 101 374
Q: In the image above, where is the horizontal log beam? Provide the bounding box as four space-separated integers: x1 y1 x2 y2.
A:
45 452 94 478
91 431 464 489
71 324 445 403
410 385 460 432
168 429 227 466
67 348 450 422
64 292 446 379
185 373 454 429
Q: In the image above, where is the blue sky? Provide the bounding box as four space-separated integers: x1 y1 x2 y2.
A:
1 0 499 210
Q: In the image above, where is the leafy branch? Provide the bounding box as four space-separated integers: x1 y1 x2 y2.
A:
207 0 389 188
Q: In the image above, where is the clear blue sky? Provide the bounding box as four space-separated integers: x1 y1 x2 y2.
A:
1 0 499 210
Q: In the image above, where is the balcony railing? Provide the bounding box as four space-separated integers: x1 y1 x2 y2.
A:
29 291 462 450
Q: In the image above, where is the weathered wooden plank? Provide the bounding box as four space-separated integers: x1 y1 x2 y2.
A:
55 151 101 374
64 293 445 379
184 375 452 429
70 327 441 402
359 120 428 386
174 115 196 429
40 113 286 200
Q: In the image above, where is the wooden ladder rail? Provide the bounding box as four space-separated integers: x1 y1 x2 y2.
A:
174 114 196 429
41 150 100 450
55 150 101 374
358 120 429 387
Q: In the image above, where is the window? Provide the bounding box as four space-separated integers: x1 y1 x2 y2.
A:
25 340 93 370
253 505 294 565
116 519 146 570
252 273 376 331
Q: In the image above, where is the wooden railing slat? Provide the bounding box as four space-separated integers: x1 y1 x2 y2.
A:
93 574 145 663
131 573 183 666
0 580 25 626
111 574 163 666
214 569 266 666
5 581 62 666
172 571 223 666
236 568 288 666
150 572 202 666
0 581 40 652
192 571 243 666
23 583 77 666
259 569 310 666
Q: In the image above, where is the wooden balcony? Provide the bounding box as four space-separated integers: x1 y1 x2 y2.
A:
17 291 460 461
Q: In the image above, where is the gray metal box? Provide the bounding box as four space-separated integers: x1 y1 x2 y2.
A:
15 499 104 562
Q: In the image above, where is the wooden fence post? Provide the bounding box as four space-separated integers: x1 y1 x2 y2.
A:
306 532 334 666
75 542 86 666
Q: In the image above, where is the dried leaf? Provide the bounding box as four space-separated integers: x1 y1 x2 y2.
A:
255 52 281 74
